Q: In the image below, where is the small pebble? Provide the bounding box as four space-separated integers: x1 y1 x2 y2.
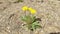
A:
0 2 2 4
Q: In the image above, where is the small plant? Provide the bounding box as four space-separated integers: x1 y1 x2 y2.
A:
21 6 42 31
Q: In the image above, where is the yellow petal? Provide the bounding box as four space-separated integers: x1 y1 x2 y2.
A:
22 6 28 11
28 7 36 14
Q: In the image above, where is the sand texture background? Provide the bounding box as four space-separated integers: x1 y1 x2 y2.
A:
0 0 60 34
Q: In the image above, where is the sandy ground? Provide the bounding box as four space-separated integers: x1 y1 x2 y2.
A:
0 0 60 34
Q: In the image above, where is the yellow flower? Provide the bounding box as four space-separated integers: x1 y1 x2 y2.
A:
22 6 36 14
22 6 28 11
28 7 36 14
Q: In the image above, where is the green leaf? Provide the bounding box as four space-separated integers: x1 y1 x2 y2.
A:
31 21 42 30
21 15 33 24
21 16 27 22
